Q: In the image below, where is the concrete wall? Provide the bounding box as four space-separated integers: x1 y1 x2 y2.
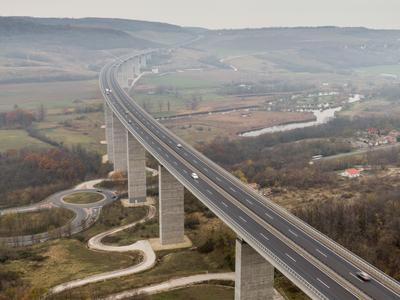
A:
104 102 114 163
112 113 127 172
159 165 184 245
235 238 274 300
127 132 147 203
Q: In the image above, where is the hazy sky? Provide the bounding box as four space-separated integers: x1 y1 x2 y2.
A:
2 0 400 29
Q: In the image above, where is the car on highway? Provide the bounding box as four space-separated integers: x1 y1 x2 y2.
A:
356 271 371 281
177 143 183 148
191 172 199 179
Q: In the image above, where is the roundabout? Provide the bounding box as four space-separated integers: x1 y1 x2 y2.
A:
0 182 117 247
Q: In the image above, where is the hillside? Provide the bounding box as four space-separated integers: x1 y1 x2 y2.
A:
192 27 400 71
0 17 197 84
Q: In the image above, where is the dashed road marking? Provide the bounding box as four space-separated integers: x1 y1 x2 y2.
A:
245 199 253 205
316 248 328 258
285 253 296 262
206 189 213 195
260 233 269 240
229 187 236 193
317 278 330 289
288 229 298 237
239 216 247 223
264 212 274 219
221 201 228 208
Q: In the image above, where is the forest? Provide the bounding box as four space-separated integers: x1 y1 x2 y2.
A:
0 146 109 208
294 179 400 280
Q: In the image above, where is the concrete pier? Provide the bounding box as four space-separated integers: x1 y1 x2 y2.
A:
159 165 184 245
140 55 147 68
235 238 274 300
127 132 147 203
112 114 127 172
104 102 114 163
134 57 141 76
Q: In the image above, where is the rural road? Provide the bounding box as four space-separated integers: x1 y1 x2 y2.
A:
50 203 157 294
102 272 284 300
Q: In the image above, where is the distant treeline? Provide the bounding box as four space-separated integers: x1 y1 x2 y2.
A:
0 109 35 129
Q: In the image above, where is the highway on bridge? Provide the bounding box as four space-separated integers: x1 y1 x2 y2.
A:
100 58 400 300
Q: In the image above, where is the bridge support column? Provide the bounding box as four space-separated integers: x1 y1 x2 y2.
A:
134 57 141 76
140 55 147 68
159 165 184 245
112 114 127 172
104 102 114 163
127 132 147 203
235 238 274 300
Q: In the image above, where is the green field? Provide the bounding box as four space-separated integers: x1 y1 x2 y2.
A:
0 79 101 112
63 192 103 204
152 284 234 300
0 129 50 152
355 64 400 78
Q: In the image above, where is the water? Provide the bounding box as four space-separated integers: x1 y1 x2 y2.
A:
240 107 342 137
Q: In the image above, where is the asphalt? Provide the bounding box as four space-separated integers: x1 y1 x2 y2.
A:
100 59 400 300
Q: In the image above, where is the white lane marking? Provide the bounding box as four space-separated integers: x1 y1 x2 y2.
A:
183 169 188 174
183 152 188 157
206 189 213 195
151 141 155 145
316 248 328 258
349 272 364 283
317 278 330 289
157 147 162 151
260 233 269 240
288 229 298 237
285 253 297 262
193 159 198 164
173 161 178 166
264 212 274 219
221 201 228 208
229 187 236 193
204 167 209 173
239 216 247 223
245 199 253 205
165 153 169 158
216 177 222 182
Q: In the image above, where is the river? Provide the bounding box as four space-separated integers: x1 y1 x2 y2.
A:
240 106 343 137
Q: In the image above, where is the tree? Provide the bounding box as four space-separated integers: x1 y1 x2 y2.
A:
37 104 47 122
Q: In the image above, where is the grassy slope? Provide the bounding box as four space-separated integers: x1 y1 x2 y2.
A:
151 285 234 300
0 129 50 152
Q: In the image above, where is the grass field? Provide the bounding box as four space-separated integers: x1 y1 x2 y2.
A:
0 129 50 152
0 79 101 112
36 111 106 153
4 239 140 291
63 192 103 204
152 284 234 300
355 64 400 78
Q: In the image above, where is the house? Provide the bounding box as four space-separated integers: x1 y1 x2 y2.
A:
340 168 361 178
